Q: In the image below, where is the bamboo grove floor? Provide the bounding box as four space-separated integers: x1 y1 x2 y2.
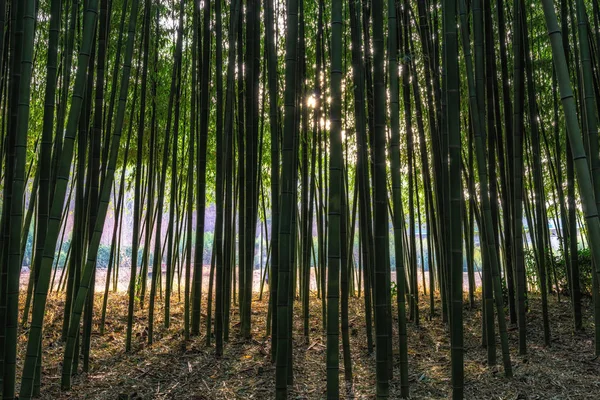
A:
15 287 600 399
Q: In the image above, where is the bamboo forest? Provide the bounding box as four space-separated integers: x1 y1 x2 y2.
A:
2 0 600 398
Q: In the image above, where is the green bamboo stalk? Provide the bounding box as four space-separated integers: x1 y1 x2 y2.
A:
275 0 300 391
348 0 374 354
372 0 391 393
521 3 550 345
389 0 408 394
458 0 513 378
126 0 151 352
148 0 183 345
576 0 600 347
471 0 496 365
541 0 600 355
18 0 100 397
264 0 279 361
444 0 464 394
512 0 528 356
326 0 342 394
60 0 141 389
4 1 35 398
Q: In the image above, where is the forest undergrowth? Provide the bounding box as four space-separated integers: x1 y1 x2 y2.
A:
15 288 600 399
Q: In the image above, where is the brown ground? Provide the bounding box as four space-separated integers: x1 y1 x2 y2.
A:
15 287 600 399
